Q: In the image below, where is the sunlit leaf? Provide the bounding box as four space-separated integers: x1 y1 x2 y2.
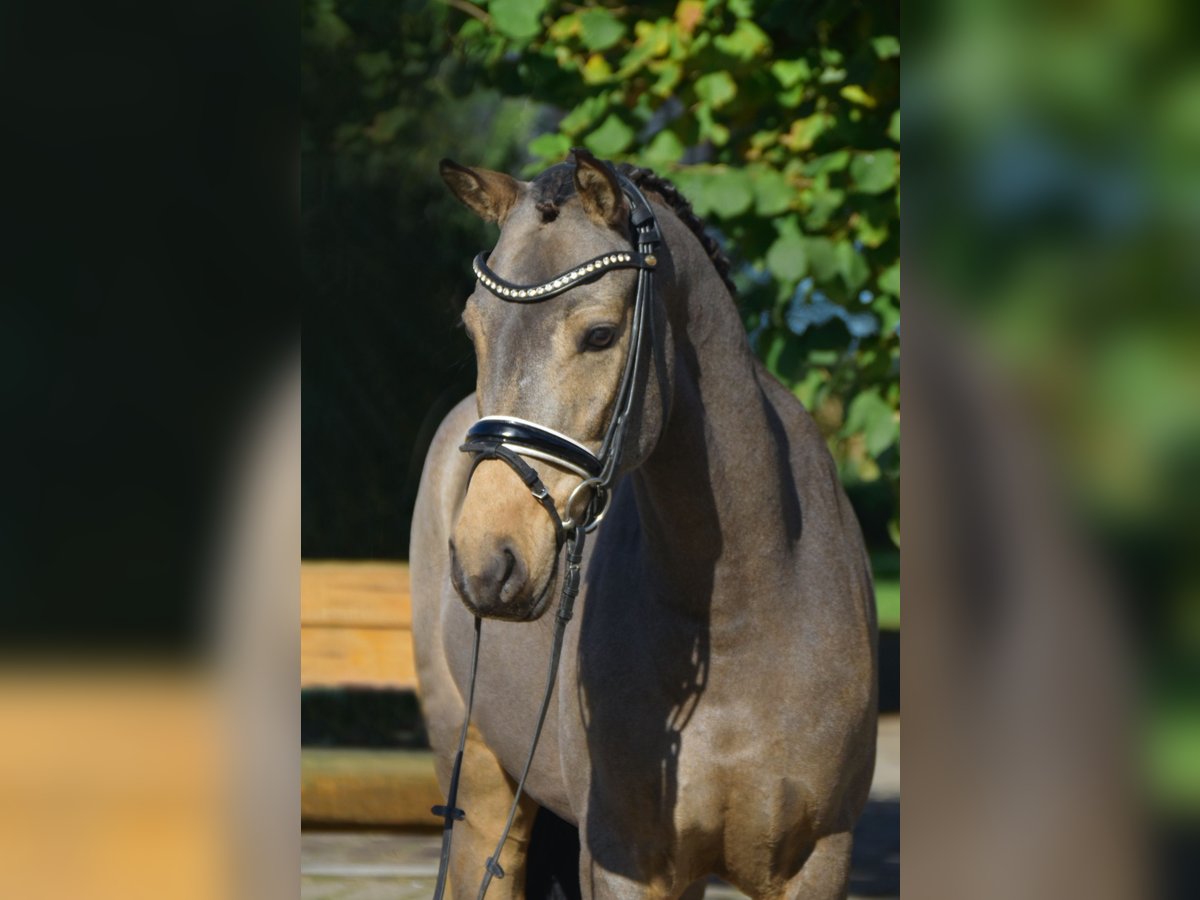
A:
728 0 754 19
643 129 685 166
714 20 770 60
559 95 608 134
580 10 625 51
695 71 737 108
674 0 704 38
850 149 899 194
843 389 898 457
871 35 900 60
840 84 876 108
767 229 808 281
582 53 613 83
702 168 755 218
806 237 838 282
584 113 634 156
771 58 811 89
548 14 581 41
529 132 571 161
878 262 900 295
753 167 792 215
836 242 869 290
489 0 547 40
650 60 683 96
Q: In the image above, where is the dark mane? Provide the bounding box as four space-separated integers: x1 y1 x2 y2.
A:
615 163 738 300
528 160 738 300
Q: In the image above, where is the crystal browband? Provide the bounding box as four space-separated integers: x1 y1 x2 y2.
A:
472 250 653 303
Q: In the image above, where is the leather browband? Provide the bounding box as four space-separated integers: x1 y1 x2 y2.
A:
472 251 651 303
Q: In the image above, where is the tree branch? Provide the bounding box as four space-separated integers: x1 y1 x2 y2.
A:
439 0 490 25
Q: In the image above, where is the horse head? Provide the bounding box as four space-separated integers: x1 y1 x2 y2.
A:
438 149 675 620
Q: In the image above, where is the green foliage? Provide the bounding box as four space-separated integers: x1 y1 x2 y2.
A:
448 0 900 544
302 0 899 550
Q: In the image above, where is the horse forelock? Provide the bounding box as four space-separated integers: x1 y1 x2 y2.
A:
525 160 738 301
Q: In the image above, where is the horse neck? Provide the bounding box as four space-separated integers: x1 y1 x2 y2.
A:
631 207 795 625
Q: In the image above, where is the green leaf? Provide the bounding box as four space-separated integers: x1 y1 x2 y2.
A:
766 229 808 281
714 20 770 60
581 53 613 83
803 150 849 177
584 113 634 156
806 237 838 282
529 132 571 161
703 169 754 217
579 10 625 51
559 95 608 135
753 167 792 216
843 389 898 457
728 0 755 19
547 13 581 41
695 71 737 109
871 35 900 60
803 186 844 231
650 60 683 97
887 110 900 143
490 0 547 40
836 241 869 290
643 129 685 167
840 84 876 108
850 149 898 194
771 59 811 89
854 212 889 248
878 262 900 295
696 104 730 146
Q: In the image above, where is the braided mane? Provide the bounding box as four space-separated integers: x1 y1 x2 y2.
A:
528 159 738 300
615 163 738 299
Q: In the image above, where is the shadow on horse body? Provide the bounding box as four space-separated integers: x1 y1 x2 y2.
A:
411 151 877 900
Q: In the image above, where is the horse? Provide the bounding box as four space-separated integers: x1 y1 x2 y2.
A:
410 148 877 900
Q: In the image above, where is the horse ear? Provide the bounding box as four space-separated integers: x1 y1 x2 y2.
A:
439 159 522 224
571 148 627 229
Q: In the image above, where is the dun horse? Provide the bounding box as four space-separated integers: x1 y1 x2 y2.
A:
411 149 877 899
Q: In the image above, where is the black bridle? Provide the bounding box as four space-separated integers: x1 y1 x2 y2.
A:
431 172 662 900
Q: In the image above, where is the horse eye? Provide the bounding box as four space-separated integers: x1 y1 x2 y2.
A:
583 325 616 350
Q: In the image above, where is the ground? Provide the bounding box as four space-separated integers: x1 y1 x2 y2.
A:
300 715 899 899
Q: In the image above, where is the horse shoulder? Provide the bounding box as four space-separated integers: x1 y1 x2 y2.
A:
410 394 478 748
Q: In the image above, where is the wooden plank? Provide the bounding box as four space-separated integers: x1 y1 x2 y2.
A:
301 625 417 690
301 749 442 827
301 561 411 629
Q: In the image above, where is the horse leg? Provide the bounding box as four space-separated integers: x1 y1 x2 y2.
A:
446 724 539 900
772 831 853 900
576 846 703 900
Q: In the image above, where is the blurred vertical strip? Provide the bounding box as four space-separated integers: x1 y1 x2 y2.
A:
906 0 1199 896
0 0 298 895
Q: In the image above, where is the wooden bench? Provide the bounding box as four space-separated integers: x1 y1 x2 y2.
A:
301 561 440 826
301 561 416 690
